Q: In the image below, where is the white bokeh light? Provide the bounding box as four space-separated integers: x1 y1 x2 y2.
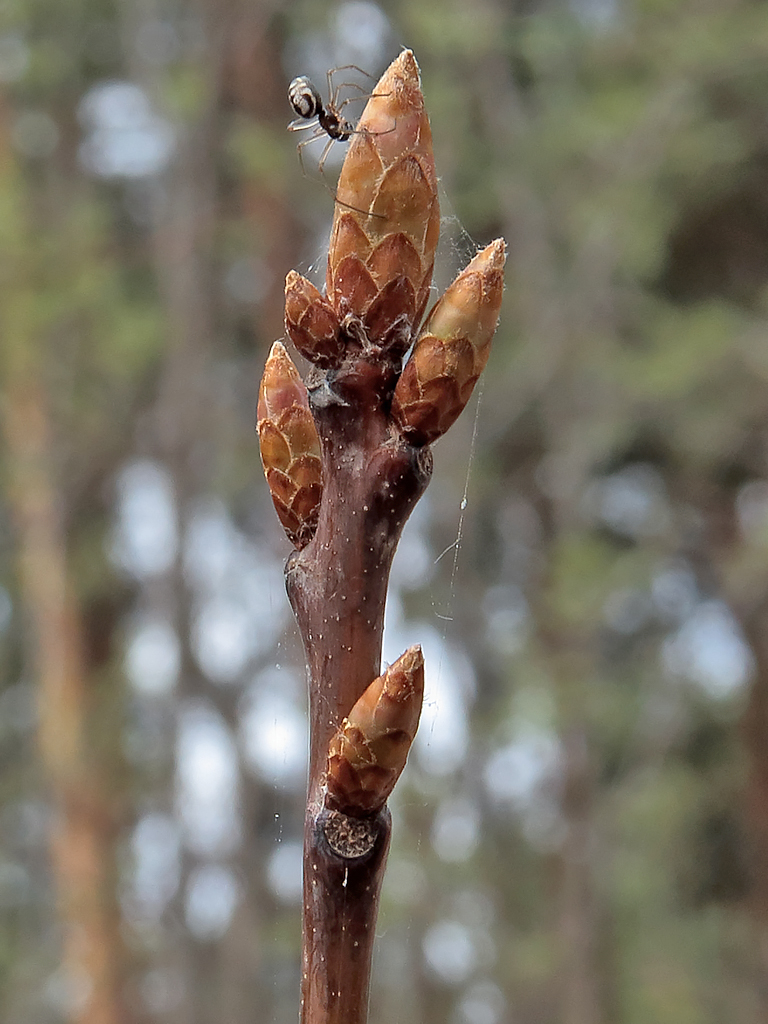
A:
176 702 240 856
0 34 28 82
185 501 288 683
585 463 671 540
651 562 699 622
193 597 253 684
423 920 477 985
125 618 180 696
185 863 239 940
383 608 474 777
455 980 506 1024
111 461 177 578
663 599 754 699
183 501 241 589
431 798 480 863
333 2 391 68
127 813 181 921
483 585 529 656
390 500 434 591
240 669 308 787
267 842 303 904
78 81 174 178
483 728 560 809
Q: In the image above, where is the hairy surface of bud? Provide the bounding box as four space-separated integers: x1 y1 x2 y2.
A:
392 239 506 446
326 646 424 815
257 342 322 548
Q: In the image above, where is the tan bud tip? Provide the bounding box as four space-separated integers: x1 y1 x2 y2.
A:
326 645 424 815
391 238 507 446
257 342 322 548
284 270 343 367
327 50 439 339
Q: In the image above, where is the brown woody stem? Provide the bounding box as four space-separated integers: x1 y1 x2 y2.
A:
300 806 391 1024
286 353 432 1024
266 47 503 1024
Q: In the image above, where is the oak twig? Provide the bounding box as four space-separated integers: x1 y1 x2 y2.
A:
258 49 506 1024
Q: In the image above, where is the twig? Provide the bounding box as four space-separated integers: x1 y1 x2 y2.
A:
258 49 506 1024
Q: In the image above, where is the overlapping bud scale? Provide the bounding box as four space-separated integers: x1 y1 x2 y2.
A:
392 239 507 447
257 342 322 548
326 646 424 815
327 50 439 356
284 270 343 367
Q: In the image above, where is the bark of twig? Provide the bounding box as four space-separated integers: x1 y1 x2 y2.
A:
287 372 432 1022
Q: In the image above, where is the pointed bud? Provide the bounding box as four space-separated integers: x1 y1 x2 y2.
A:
327 50 439 352
257 342 322 548
285 270 343 367
392 239 506 446
326 645 424 815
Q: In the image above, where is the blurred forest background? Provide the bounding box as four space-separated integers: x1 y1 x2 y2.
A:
2 0 768 1022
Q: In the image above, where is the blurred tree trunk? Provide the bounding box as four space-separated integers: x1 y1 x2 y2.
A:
227 1 305 346
127 0 304 1016
697 481 768 1016
3 378 127 1024
558 722 610 1024
143 16 227 1021
738 605 768 1020
535 488 614 1024
0 71 128 1016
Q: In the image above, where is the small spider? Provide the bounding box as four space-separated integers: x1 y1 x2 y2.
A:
287 65 375 179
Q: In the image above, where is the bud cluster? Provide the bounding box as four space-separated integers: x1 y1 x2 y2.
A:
258 48 505 548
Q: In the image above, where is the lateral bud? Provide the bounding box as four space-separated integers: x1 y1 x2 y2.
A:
284 270 343 367
326 645 424 815
391 239 506 446
257 341 322 549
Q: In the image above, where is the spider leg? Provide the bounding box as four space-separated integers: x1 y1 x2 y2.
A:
332 194 386 221
349 116 398 139
328 64 375 83
331 84 363 112
315 135 337 180
327 65 377 111
288 117 320 133
295 126 326 178
334 87 394 119
314 138 386 222
303 144 390 223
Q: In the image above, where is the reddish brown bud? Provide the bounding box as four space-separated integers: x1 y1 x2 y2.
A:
392 239 506 446
257 342 322 548
327 50 439 350
326 645 424 815
284 270 343 367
